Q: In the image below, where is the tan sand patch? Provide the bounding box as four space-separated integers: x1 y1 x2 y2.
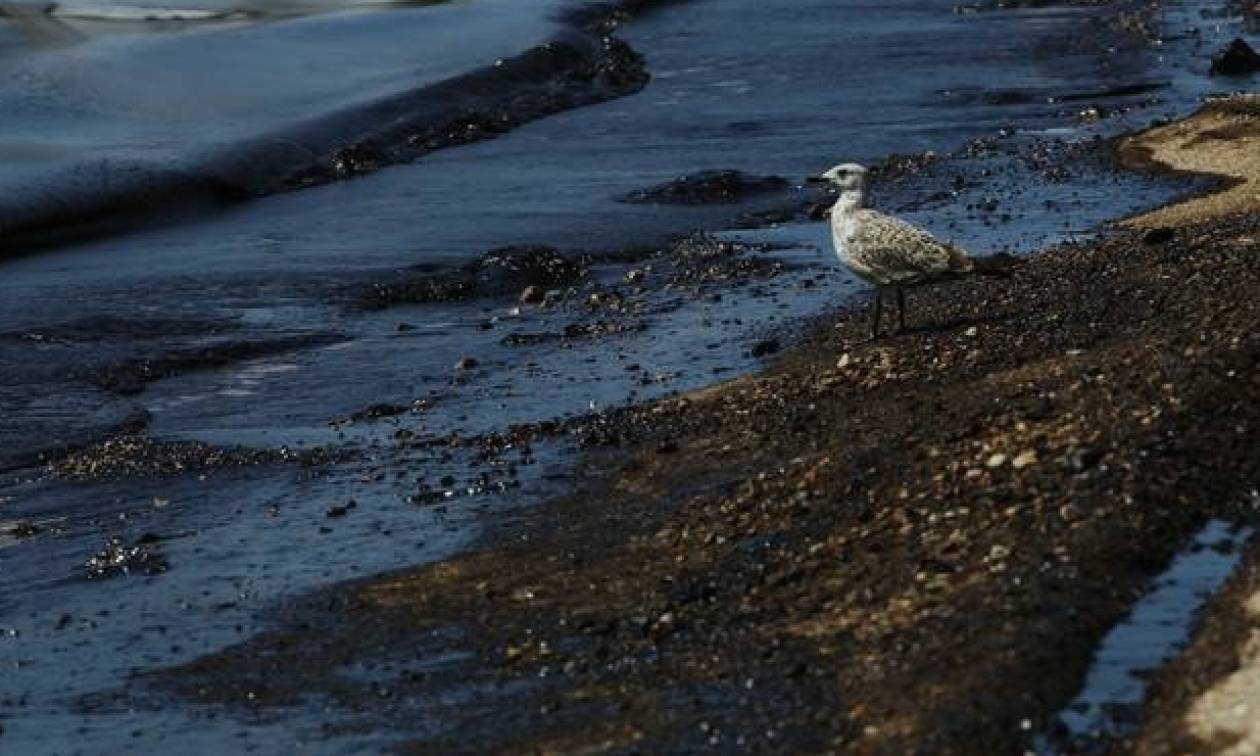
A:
1184 590 1260 754
1122 95 1260 228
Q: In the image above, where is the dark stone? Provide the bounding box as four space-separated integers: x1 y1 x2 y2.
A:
751 338 781 358
1143 227 1175 246
1210 38 1260 77
456 357 479 370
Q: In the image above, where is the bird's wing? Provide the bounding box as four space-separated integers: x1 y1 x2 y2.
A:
852 210 972 280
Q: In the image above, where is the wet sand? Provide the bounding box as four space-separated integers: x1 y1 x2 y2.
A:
144 98 1260 752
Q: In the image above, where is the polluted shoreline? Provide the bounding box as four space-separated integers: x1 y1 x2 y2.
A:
81 82 1260 756
132 96 1260 752
0 0 675 257
3 0 1260 752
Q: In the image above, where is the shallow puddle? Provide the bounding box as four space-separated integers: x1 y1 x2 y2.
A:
1043 519 1254 752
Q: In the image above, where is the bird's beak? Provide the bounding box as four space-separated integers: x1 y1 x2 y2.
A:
805 175 830 187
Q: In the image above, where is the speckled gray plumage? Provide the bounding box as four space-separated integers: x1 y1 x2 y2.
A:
831 196 974 287
814 161 984 338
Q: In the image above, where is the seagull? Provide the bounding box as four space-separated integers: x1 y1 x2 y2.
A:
811 162 996 339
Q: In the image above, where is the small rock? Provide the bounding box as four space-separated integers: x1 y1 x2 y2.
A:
326 504 350 518
986 453 1008 469
751 338 780 358
519 285 545 304
396 322 416 332
1211 38 1260 77
837 353 852 369
964 326 979 338
456 357 479 370
1143 227 1175 246
1012 450 1038 469
625 270 645 284
1071 447 1103 471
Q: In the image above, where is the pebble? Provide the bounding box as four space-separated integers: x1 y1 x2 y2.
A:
986 453 1008 468
1059 504 1082 522
519 286 545 304
1012 450 1038 469
751 339 780 358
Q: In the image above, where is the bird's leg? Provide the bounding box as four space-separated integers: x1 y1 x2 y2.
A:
896 287 906 333
870 288 883 340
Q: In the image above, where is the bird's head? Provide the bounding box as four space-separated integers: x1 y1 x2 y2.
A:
810 163 868 192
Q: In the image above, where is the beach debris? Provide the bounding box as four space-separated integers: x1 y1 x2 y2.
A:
83 537 168 579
